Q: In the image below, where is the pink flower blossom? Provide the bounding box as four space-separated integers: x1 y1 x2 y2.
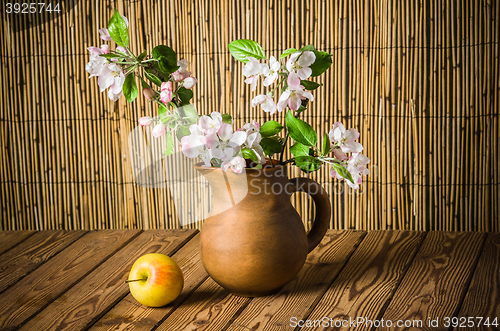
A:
242 121 261 133
97 63 125 101
138 117 152 126
85 45 109 77
151 123 166 138
222 156 246 173
172 59 191 82
277 88 314 112
160 81 173 105
183 77 197 89
99 28 111 41
251 94 278 114
329 122 363 153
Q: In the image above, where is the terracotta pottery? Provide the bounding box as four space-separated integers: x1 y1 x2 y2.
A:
195 161 331 297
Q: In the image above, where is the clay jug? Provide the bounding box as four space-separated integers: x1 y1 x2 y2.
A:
195 161 331 297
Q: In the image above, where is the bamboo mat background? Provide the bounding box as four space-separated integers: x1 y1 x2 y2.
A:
1 0 498 231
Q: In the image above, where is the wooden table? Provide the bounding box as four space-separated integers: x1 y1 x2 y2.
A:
0 230 498 330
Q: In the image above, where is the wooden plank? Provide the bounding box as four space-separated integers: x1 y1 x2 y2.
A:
378 232 487 331
91 233 209 331
455 233 500 331
0 231 35 255
19 229 197 331
0 230 86 293
155 277 252 331
302 231 425 331
225 230 367 331
0 230 141 330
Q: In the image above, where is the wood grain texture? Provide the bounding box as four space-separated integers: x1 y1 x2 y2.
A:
226 230 366 331
155 277 251 331
378 232 487 331
304 231 426 331
455 232 500 331
0 230 141 330
0 230 86 293
0 231 35 255
91 233 209 331
18 229 197 331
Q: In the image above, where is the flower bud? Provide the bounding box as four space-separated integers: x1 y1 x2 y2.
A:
138 116 152 127
152 123 166 138
183 77 197 89
143 88 155 101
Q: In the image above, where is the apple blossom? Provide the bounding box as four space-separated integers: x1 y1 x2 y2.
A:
160 81 173 105
242 121 261 133
222 156 246 173
152 123 166 138
85 45 110 77
251 94 278 114
172 59 191 82
243 57 266 91
286 51 316 80
99 28 111 41
277 87 314 112
329 122 363 153
138 117 152 126
262 56 280 86
183 77 197 89
97 63 125 101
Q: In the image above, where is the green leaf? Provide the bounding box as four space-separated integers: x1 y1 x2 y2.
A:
297 105 307 113
177 87 193 105
322 133 331 155
332 163 355 184
259 120 283 137
152 45 179 73
310 51 332 77
139 77 151 89
285 111 317 147
228 39 266 63
123 74 138 103
137 50 147 62
295 156 322 173
176 124 191 141
164 133 174 157
290 142 310 157
178 104 198 124
221 114 232 124
107 10 129 47
144 70 162 86
299 45 316 52
260 137 282 155
241 148 259 162
158 103 169 123
280 48 297 59
300 80 322 90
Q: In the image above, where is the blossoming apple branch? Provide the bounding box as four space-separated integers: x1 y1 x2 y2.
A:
86 10 369 190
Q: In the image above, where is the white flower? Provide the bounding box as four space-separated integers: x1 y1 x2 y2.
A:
251 94 278 114
277 87 314 112
329 122 363 153
222 156 246 173
262 56 280 86
286 51 316 80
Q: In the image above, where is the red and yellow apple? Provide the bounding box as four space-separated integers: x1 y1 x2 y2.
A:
126 253 184 307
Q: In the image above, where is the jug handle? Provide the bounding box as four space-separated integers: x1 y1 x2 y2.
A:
288 177 332 253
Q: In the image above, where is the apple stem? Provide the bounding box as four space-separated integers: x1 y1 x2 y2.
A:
125 278 147 283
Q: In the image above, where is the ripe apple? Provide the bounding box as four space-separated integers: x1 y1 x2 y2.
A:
126 253 184 307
